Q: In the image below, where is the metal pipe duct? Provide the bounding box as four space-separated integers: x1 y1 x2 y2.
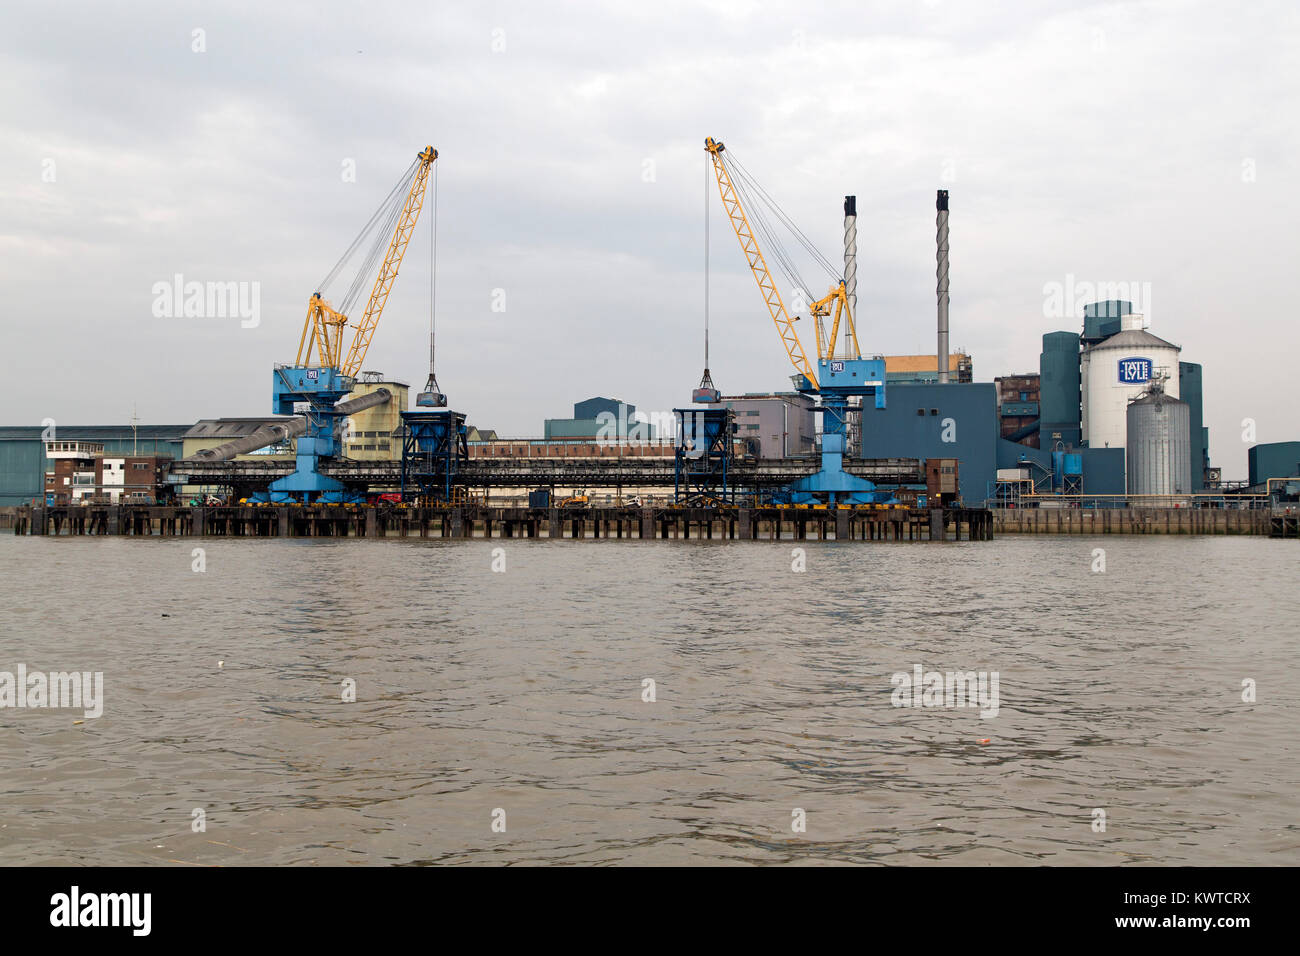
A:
843 195 857 356
186 388 391 461
333 387 392 417
936 190 950 384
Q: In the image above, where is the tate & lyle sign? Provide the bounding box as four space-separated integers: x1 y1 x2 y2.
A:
1116 356 1152 386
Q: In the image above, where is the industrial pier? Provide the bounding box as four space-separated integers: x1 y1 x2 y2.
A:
9 503 993 542
12 503 1293 538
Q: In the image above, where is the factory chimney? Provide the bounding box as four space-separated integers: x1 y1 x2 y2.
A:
936 189 950 384
843 195 857 356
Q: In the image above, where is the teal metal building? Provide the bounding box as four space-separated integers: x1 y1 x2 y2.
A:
1179 361 1207 490
0 425 189 505
1039 331 1082 449
1248 441 1300 488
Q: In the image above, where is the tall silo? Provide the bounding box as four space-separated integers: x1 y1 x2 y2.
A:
1039 331 1081 448
1126 384 1191 499
1081 313 1181 452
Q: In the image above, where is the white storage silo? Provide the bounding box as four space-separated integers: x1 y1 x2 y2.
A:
1126 385 1192 498
1081 314 1181 452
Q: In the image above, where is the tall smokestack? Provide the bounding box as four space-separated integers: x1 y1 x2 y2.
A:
843 195 857 356
936 189 950 384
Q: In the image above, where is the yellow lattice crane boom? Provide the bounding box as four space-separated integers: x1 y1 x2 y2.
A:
705 137 819 390
296 145 437 377
705 137 867 389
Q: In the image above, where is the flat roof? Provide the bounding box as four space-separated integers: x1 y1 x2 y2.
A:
884 354 970 373
0 425 192 440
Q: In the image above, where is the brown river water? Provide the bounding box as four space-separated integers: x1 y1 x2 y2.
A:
1 534 1296 866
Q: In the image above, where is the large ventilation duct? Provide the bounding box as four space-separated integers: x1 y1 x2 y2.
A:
936 190 950 384
186 388 391 462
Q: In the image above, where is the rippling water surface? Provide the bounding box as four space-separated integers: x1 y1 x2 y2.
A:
1 534 1296 866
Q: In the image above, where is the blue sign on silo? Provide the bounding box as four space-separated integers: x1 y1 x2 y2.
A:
1117 357 1152 385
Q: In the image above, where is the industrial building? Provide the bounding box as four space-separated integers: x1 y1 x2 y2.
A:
1080 313 1182 452
858 382 1000 502
42 441 174 505
1032 300 1212 494
343 373 409 461
543 397 660 441
718 392 816 458
1248 441 1300 490
0 425 189 506
995 373 1041 448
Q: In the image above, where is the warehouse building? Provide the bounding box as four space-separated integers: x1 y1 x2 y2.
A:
544 396 660 441
860 382 1000 503
0 425 189 506
719 392 816 458
1248 441 1300 489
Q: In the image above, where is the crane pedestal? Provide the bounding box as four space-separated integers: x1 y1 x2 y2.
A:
776 357 895 505
259 365 361 503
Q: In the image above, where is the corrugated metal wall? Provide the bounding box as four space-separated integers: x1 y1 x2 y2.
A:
859 383 998 503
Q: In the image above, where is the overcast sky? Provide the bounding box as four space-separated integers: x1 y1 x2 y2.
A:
2 0 1295 478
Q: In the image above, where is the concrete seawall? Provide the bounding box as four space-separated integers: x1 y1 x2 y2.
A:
991 507 1274 535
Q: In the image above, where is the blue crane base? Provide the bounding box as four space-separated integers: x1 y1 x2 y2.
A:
247 365 365 504
766 357 894 505
770 435 896 506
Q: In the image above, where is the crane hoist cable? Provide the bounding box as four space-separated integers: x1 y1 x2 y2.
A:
722 149 840 301
704 136 863 388
423 159 444 403
339 168 416 314
296 147 436 377
316 159 418 294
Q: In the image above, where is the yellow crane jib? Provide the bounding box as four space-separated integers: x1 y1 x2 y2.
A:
295 146 438 377
705 137 819 391
810 282 862 363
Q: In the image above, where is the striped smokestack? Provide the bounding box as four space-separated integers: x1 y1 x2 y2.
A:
843 195 857 357
936 189 950 385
